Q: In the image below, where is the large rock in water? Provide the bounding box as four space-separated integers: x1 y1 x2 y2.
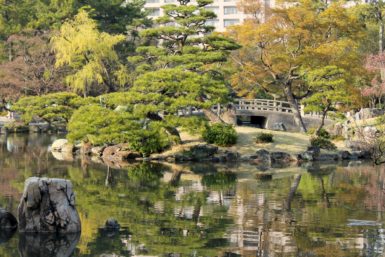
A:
19 233 80 257
51 139 74 153
18 177 81 233
102 144 141 162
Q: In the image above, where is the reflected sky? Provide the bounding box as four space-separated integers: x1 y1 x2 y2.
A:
0 134 385 257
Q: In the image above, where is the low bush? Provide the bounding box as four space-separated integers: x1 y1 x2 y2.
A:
202 123 237 146
310 137 337 150
255 133 273 143
306 127 330 138
317 128 331 139
67 105 176 155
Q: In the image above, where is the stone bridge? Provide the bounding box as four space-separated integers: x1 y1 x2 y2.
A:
184 98 332 132
232 99 331 131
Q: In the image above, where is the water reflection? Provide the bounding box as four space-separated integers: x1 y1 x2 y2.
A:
0 230 16 245
2 134 385 256
19 233 80 257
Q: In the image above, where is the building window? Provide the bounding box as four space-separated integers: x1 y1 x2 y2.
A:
146 8 160 16
205 6 220 15
224 6 237 15
224 19 240 27
146 0 160 3
205 19 219 26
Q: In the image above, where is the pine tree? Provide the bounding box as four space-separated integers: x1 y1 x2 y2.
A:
126 0 240 126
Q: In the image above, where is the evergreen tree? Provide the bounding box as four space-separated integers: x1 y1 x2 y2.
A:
127 0 240 127
303 66 358 134
75 0 149 35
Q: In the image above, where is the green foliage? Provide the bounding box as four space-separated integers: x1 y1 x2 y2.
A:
128 0 240 117
12 92 83 123
75 0 148 34
202 123 237 146
51 10 126 96
316 128 331 139
67 105 174 155
309 127 336 150
255 133 273 143
310 137 337 151
166 116 208 135
0 0 76 40
303 66 356 114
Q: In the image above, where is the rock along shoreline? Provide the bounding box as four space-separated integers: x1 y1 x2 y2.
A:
51 139 372 169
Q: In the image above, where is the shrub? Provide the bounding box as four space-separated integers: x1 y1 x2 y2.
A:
306 127 330 138
67 105 175 155
202 123 237 146
317 128 330 139
310 137 337 150
13 92 83 124
255 133 273 143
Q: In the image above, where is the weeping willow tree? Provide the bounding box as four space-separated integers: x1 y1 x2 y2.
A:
51 10 128 97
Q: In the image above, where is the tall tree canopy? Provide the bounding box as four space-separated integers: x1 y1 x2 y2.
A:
0 0 76 40
51 10 127 97
0 0 148 100
226 0 365 132
127 0 240 124
75 0 148 35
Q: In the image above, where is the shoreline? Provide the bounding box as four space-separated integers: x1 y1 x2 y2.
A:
49 126 373 169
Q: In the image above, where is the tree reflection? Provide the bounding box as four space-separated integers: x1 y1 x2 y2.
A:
3 134 385 256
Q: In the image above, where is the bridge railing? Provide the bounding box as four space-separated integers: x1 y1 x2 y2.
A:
234 99 297 113
177 99 330 118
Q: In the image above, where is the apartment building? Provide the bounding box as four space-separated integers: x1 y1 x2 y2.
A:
144 0 273 31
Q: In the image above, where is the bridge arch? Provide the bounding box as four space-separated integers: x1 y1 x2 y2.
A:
237 115 267 128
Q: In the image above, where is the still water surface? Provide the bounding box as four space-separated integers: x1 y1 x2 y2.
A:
1 134 385 257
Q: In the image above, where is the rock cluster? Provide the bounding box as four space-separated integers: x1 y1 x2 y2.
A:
102 144 141 162
18 177 81 233
51 138 373 168
150 144 240 163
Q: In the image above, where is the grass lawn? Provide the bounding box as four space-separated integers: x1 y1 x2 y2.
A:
227 126 312 155
175 126 347 156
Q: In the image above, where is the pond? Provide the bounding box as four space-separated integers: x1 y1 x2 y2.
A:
1 133 385 257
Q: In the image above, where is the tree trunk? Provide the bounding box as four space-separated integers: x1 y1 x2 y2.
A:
315 103 331 135
379 19 385 82
146 112 182 143
284 85 307 132
378 17 384 54
192 203 201 223
8 42 13 62
285 174 302 211
170 170 182 186
202 109 224 123
318 176 331 208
